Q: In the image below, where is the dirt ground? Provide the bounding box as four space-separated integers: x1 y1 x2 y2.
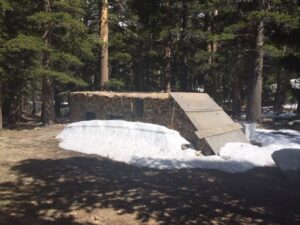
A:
0 125 300 225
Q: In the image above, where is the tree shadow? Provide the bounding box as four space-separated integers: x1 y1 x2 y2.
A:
1 155 300 224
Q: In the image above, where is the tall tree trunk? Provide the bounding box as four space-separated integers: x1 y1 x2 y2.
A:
163 0 172 92
232 53 242 118
164 46 171 92
5 81 19 126
180 0 188 91
54 93 61 118
133 54 145 91
273 67 289 113
41 76 55 126
273 47 288 113
0 83 2 129
246 19 264 123
205 10 218 97
31 91 36 115
41 0 55 126
292 88 300 115
99 0 109 89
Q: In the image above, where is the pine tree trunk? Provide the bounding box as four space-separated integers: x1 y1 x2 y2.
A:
205 10 218 97
163 0 172 92
54 94 61 118
180 0 188 90
293 89 300 115
133 54 145 91
41 76 55 126
164 46 171 92
0 84 2 129
6 82 18 126
41 0 55 126
31 92 36 115
232 53 242 118
99 0 109 88
273 67 289 113
246 20 264 123
273 47 288 113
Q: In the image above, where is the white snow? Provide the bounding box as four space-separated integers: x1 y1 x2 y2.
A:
262 108 296 119
243 123 256 140
283 103 298 110
291 79 300 89
57 120 300 173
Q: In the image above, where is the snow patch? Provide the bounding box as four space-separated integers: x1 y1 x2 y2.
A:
291 79 300 90
262 109 296 119
57 120 300 173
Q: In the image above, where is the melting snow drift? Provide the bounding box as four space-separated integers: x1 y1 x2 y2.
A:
57 120 300 173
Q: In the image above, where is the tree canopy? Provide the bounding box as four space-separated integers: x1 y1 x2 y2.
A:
0 0 299 127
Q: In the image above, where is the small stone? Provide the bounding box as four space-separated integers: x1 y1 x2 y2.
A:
181 144 191 150
195 151 202 156
93 215 100 221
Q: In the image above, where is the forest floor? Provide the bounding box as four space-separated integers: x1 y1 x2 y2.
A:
0 124 300 225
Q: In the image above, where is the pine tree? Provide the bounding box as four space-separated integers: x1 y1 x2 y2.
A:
28 0 91 125
0 0 11 128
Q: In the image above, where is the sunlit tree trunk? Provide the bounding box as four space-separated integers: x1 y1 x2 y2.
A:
99 0 109 88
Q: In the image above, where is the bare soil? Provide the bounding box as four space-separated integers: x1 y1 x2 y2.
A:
0 125 300 225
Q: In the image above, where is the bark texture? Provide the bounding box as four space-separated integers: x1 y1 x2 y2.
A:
41 0 55 126
246 19 264 123
205 10 218 97
273 47 289 113
99 0 109 88
0 84 2 129
232 52 243 118
162 0 172 92
164 46 172 92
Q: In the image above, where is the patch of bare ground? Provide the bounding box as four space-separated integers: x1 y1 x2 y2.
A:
0 125 300 225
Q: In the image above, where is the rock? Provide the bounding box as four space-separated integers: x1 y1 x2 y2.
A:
181 144 191 150
194 150 202 157
272 149 300 183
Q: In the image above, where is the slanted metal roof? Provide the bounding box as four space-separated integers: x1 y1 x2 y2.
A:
170 92 248 154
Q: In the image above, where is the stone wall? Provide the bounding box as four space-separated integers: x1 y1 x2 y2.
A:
70 92 211 154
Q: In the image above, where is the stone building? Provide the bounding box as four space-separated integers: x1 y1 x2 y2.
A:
70 91 248 155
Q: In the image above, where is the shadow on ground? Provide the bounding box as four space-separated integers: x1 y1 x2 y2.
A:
1 155 300 225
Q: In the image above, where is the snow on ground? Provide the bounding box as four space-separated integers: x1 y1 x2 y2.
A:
291 79 300 89
57 120 300 173
283 103 298 110
261 103 298 119
262 110 296 119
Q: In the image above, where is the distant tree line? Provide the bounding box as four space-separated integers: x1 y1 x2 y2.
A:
0 0 299 128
